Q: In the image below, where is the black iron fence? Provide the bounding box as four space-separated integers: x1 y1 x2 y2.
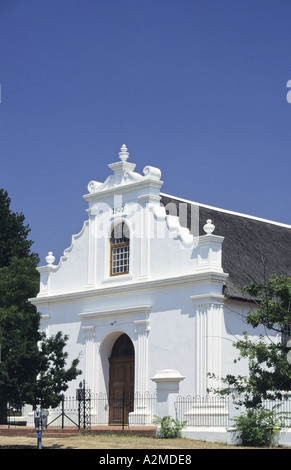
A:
174 394 291 428
46 391 157 429
174 395 230 427
260 397 291 427
175 395 291 427
4 392 291 429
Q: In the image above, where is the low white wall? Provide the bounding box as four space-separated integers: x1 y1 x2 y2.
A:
181 426 291 447
181 427 235 445
278 429 291 447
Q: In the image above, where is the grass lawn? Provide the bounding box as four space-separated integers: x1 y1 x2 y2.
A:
0 433 284 449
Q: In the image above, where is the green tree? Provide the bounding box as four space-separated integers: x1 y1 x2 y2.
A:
0 189 39 267
0 190 41 418
31 332 81 409
0 189 81 420
209 273 291 408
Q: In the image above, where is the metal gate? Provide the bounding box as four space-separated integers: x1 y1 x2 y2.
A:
46 380 91 429
38 391 157 429
77 380 91 429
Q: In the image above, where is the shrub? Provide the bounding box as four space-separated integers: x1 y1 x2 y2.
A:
232 407 285 447
154 416 186 439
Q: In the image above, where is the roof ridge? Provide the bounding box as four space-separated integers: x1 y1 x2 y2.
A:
160 192 291 229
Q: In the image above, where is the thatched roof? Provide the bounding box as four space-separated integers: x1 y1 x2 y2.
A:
160 194 291 301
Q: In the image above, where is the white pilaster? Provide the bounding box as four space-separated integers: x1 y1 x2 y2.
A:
129 319 151 425
134 319 150 394
82 325 96 392
191 296 224 396
139 202 150 280
186 296 227 426
195 302 208 397
87 209 98 287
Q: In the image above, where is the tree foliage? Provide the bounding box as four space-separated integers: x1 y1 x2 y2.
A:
0 189 38 268
209 273 291 407
30 332 81 409
242 273 291 333
0 189 81 414
0 190 41 408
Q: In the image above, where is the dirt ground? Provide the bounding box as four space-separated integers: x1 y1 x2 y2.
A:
0 433 285 449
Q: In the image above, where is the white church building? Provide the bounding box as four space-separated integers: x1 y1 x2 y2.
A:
30 145 291 433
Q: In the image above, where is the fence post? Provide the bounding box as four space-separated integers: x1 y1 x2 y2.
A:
83 387 86 430
61 396 65 429
77 380 91 429
122 392 125 430
151 369 185 420
7 403 10 429
78 399 81 429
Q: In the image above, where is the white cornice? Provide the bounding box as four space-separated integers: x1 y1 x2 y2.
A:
29 271 228 305
78 305 151 321
83 178 163 202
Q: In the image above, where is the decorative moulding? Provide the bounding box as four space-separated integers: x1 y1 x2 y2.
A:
143 165 162 180
31 272 229 304
78 305 152 322
38 220 89 273
84 145 163 199
151 369 185 384
190 294 225 305
151 204 195 246
81 325 96 337
134 318 150 333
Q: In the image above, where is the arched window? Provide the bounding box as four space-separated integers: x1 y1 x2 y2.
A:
110 222 130 276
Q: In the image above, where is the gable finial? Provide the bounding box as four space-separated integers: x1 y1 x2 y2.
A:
46 251 55 265
203 219 215 234
119 144 129 162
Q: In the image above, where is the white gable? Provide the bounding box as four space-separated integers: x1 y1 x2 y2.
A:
36 145 227 298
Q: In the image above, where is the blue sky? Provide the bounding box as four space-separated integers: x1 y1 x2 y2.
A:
1 0 291 264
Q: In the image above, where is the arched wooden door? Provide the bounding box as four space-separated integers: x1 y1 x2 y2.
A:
109 334 134 425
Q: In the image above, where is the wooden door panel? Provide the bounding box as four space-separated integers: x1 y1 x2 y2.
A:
109 357 134 425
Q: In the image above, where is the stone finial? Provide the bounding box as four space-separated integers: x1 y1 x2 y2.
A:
118 144 129 162
45 251 55 265
203 219 215 234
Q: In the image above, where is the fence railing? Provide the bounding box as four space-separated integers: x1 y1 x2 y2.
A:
45 391 157 428
175 395 291 428
7 392 291 429
174 395 230 427
260 397 291 427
